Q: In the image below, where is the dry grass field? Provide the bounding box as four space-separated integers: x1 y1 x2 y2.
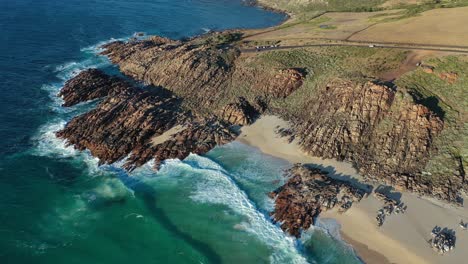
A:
243 10 402 44
349 6 468 46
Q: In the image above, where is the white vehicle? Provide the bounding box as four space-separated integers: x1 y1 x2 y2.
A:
368 44 375 48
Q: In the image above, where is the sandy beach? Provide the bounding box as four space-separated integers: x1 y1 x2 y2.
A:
238 115 468 264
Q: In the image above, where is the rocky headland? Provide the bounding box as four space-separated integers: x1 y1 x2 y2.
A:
57 31 465 206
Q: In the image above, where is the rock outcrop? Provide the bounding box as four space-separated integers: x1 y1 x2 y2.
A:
219 97 257 125
269 164 368 237
101 33 241 109
58 69 133 107
59 32 462 203
293 80 453 202
260 68 305 98
56 69 236 170
430 226 456 254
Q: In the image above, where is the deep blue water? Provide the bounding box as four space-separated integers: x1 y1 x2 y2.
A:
0 1 360 263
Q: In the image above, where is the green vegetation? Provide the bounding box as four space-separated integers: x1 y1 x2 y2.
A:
260 0 386 13
201 32 243 48
235 46 406 118
261 0 468 21
396 56 468 183
234 47 466 186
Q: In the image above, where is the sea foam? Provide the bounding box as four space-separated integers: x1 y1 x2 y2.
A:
158 154 310 264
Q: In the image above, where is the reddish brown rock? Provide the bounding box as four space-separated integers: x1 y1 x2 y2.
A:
219 97 257 125
266 68 305 98
56 71 236 170
270 164 368 237
124 120 236 170
58 69 134 107
438 72 458 84
93 33 463 203
101 33 240 109
293 80 452 202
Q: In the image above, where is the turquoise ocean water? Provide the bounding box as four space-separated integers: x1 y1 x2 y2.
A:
0 0 361 263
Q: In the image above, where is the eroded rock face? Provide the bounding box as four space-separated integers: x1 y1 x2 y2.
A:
219 97 257 125
264 68 305 98
296 80 395 159
58 69 134 107
56 70 236 170
270 164 368 237
123 119 236 170
293 80 451 201
101 34 240 109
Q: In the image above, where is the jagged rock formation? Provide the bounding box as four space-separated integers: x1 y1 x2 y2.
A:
219 97 257 125
293 80 454 202
101 33 241 109
55 32 463 203
269 164 368 237
100 33 306 111
261 68 305 98
56 69 236 170
59 69 133 107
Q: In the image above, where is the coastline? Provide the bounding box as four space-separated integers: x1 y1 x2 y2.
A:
238 115 468 264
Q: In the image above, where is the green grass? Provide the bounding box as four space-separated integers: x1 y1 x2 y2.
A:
261 0 386 13
395 56 468 184
236 46 405 118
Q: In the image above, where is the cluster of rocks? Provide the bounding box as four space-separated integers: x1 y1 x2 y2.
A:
101 34 241 110
374 192 407 227
56 69 236 171
58 69 134 107
269 164 368 237
430 226 456 254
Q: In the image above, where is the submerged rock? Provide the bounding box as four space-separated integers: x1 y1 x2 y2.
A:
269 164 368 237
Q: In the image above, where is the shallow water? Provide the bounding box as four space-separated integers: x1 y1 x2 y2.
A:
0 1 360 263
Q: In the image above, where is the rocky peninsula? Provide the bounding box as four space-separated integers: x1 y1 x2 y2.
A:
57 31 465 203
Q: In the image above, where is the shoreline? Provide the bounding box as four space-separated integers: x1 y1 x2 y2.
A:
238 115 468 264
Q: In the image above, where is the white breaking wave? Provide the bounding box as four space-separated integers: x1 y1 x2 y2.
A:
32 120 104 175
159 154 310 264
54 56 110 81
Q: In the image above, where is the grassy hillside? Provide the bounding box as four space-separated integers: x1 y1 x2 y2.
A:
396 56 468 184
